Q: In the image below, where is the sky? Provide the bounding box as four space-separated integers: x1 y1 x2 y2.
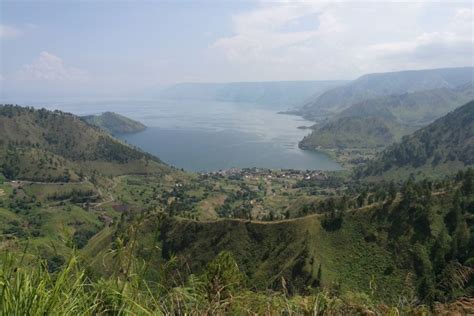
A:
0 0 473 100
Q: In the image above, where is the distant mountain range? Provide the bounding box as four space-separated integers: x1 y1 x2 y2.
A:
337 82 474 126
295 67 474 163
296 67 474 119
357 100 474 178
159 80 347 108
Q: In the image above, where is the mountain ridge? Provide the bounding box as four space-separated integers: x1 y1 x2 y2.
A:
357 100 474 178
159 80 348 108
337 83 474 126
297 66 474 119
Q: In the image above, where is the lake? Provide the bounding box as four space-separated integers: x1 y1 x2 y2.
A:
36 98 342 172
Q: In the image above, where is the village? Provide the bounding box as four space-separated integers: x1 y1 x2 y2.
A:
201 167 329 182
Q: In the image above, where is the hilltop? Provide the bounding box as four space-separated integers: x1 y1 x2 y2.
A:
82 111 146 135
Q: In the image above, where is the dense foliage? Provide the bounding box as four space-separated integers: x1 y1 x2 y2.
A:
358 100 474 177
0 105 165 182
0 104 473 314
299 67 474 119
299 116 411 150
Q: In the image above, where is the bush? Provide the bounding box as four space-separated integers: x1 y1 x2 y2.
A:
72 229 97 249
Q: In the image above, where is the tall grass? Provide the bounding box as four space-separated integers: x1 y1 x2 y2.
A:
0 253 93 315
0 218 438 315
0 248 438 315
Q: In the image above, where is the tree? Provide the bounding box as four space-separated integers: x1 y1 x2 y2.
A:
203 251 244 302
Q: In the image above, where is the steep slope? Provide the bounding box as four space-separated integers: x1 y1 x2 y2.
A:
299 117 413 151
0 105 168 181
337 83 474 126
358 100 474 178
82 112 146 135
84 171 474 303
159 80 347 108
86 212 408 299
299 67 474 119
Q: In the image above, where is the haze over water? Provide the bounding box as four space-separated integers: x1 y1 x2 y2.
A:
37 99 341 172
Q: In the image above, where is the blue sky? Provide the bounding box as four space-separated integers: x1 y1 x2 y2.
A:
1 0 473 100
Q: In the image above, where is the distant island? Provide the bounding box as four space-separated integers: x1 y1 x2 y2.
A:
82 111 146 135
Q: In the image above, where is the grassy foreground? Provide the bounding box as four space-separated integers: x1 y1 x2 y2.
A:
0 250 437 315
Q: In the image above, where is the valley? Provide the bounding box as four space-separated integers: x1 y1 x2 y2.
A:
1 69 473 314
2 1 474 313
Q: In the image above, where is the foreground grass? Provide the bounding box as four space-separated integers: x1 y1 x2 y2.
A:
0 250 440 315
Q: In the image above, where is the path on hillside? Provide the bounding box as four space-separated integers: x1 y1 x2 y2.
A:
10 180 89 186
7 178 118 208
180 189 450 225
180 201 382 225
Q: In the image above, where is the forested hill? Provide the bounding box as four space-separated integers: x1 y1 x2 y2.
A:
82 111 146 135
357 100 474 178
0 105 167 181
337 83 474 126
159 80 347 108
299 116 413 150
298 67 474 119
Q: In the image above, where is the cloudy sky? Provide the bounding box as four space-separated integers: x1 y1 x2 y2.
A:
1 0 473 100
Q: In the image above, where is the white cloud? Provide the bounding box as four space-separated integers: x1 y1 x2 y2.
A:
17 51 87 81
211 1 474 80
0 24 22 39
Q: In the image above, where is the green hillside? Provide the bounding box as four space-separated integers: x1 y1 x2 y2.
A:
84 170 474 305
0 104 473 314
0 105 167 181
358 100 474 179
338 83 474 126
82 111 146 135
298 117 416 167
299 117 413 150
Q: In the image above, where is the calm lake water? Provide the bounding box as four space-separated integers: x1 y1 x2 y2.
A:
35 99 341 172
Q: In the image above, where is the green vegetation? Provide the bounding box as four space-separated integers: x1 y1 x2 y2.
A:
2 171 472 314
85 171 473 304
296 71 473 167
299 117 416 167
0 104 473 314
297 66 474 119
0 105 169 182
300 117 404 150
0 249 445 315
337 83 473 126
82 111 146 135
358 100 474 179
